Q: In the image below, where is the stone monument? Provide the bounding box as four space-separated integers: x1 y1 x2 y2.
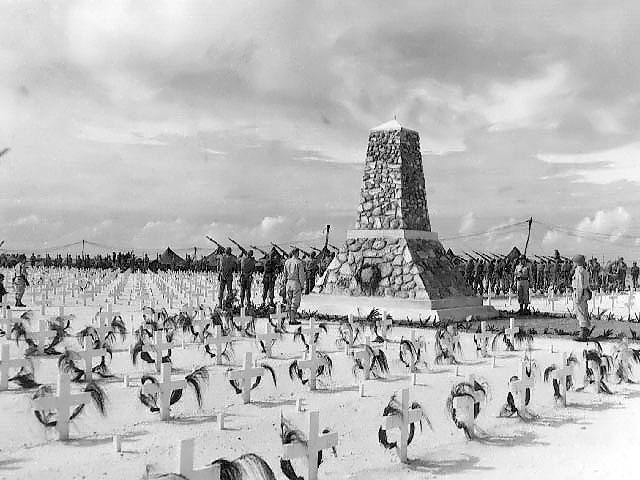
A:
315 120 495 319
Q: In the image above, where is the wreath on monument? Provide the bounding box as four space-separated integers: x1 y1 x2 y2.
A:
355 262 381 295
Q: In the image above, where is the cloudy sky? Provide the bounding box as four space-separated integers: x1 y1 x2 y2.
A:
2 0 640 258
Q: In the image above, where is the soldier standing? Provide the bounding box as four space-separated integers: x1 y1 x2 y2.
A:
217 248 236 309
305 252 319 295
631 261 639 290
239 250 256 310
12 254 29 308
262 249 279 307
572 254 591 340
514 255 532 314
284 248 306 324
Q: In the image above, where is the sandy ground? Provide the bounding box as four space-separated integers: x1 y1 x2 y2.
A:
1 274 639 480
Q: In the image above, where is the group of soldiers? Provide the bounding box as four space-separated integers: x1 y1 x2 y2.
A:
461 249 639 296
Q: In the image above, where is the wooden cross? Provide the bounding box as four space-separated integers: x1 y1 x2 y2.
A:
511 360 535 413
204 326 232 365
0 308 13 334
141 331 173 373
301 317 320 348
354 336 375 380
32 372 93 440
507 289 514 307
142 362 186 421
257 325 278 358
610 293 617 311
383 388 422 463
234 308 253 334
228 351 264 404
177 438 221 480
505 318 518 348
475 321 492 358
377 310 392 344
0 344 30 391
282 411 338 480
31 319 57 355
297 344 323 391
36 293 52 315
551 353 574 407
77 338 107 382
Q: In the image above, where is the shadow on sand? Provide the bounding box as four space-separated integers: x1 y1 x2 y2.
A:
408 454 493 476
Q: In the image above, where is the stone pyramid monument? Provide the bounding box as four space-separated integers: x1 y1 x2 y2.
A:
316 120 493 318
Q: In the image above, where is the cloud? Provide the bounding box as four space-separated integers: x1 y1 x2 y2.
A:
538 143 640 184
575 207 631 242
458 212 476 234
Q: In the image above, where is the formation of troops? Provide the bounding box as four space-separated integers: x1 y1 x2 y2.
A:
458 249 637 295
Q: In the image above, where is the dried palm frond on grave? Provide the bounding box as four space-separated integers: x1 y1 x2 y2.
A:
144 454 276 480
139 366 209 413
434 325 462 365
203 332 234 363
352 345 390 379
446 378 489 439
399 336 426 372
131 331 173 367
11 321 66 357
257 332 281 356
578 349 614 394
268 315 288 335
7 354 40 389
32 381 107 428
378 392 431 451
227 363 276 394
491 327 533 352
142 306 170 331
289 352 333 386
0 311 31 339
176 311 204 343
544 353 579 403
612 341 640 384
293 323 328 351
243 317 257 338
58 346 114 383
280 413 336 480
335 320 360 350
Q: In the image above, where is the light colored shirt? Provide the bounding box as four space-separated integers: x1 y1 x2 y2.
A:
572 265 590 303
284 257 306 286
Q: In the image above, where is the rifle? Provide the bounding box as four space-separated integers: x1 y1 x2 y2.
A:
205 236 226 252
271 243 288 257
228 237 248 256
462 251 477 261
310 246 322 253
250 245 269 257
291 246 312 258
473 250 491 262
0 240 4 249
328 243 339 252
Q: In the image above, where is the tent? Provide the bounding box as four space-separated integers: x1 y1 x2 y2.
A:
158 247 185 267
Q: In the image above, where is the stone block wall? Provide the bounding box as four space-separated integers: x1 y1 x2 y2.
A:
355 128 431 231
317 236 472 300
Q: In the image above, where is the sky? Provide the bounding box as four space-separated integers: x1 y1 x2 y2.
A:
2 0 640 259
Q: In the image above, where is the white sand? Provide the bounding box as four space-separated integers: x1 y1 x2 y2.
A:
1 275 639 480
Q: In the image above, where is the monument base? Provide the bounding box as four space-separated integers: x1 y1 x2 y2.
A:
301 294 498 322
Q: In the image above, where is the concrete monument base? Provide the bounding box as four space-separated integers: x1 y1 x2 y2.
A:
301 294 498 322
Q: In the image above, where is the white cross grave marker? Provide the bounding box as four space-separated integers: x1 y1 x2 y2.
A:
204 326 232 366
505 318 518 349
32 372 92 440
476 321 492 358
140 331 174 373
228 351 264 404
511 360 535 413
383 388 423 463
282 410 338 480
142 362 186 421
0 344 30 391
77 338 107 383
551 353 574 407
177 438 221 480
297 344 323 391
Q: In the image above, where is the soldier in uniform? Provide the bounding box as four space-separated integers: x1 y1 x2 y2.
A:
284 248 306 324
12 254 29 308
239 250 256 310
618 257 628 290
513 255 531 315
262 249 279 307
631 261 639 290
305 251 319 295
572 254 591 340
217 248 236 309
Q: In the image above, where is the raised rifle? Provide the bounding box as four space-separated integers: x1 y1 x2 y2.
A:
228 237 248 256
250 245 269 257
271 243 289 257
205 236 226 252
291 246 312 258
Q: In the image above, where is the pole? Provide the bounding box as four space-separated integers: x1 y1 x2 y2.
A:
524 218 533 256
